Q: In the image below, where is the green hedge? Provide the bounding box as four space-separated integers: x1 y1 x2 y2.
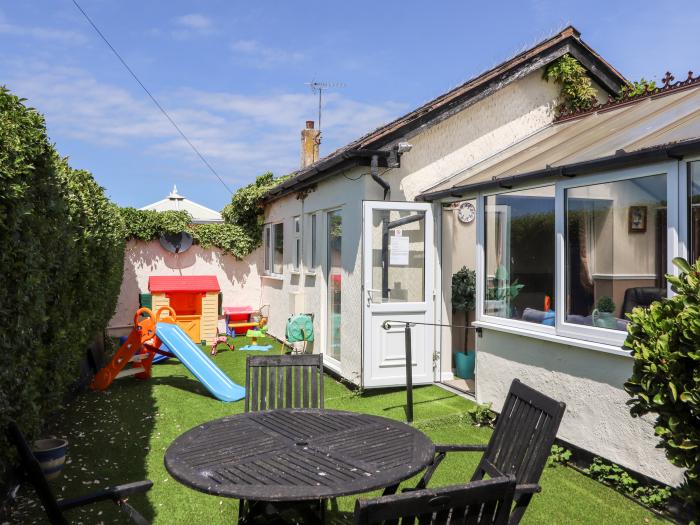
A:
0 87 125 480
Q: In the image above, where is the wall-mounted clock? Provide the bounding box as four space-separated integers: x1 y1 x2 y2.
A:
456 201 475 224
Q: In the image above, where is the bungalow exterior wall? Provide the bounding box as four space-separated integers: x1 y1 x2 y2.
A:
258 69 685 485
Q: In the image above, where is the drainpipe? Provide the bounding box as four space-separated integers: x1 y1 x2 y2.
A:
370 154 390 200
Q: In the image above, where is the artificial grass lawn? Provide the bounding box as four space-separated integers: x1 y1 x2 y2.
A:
9 338 668 524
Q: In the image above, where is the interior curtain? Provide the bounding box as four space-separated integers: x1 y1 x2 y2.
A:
578 211 594 293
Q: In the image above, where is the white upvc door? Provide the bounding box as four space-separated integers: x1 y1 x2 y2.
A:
362 201 435 388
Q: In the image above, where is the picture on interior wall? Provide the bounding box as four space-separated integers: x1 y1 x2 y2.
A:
628 205 647 233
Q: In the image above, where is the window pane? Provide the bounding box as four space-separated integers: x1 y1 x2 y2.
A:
327 210 342 361
691 162 700 263
264 226 271 272
370 209 425 303
566 174 667 331
295 238 301 269
311 214 318 268
484 186 555 323
273 223 284 274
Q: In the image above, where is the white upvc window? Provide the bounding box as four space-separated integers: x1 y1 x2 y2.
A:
263 221 284 277
476 160 682 349
306 212 320 272
293 216 301 271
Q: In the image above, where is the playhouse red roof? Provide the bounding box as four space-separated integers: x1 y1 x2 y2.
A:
148 275 220 293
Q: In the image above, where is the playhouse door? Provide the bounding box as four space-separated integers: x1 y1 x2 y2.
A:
177 315 201 343
362 201 435 388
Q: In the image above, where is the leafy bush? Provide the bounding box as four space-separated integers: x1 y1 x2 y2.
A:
618 79 657 100
543 54 598 113
451 266 476 312
624 257 700 512
0 87 125 480
585 458 671 510
467 402 497 427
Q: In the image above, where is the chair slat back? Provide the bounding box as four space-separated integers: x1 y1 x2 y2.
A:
6 421 68 525
353 476 516 525
474 379 566 488
245 354 324 412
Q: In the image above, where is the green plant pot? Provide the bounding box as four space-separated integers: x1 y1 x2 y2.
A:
592 309 617 329
454 351 475 380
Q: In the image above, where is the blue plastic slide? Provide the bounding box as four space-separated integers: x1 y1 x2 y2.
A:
155 323 245 402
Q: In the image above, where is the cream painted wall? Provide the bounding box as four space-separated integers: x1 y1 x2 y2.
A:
475 329 684 485
109 239 263 336
384 71 561 201
261 170 366 384
439 203 477 378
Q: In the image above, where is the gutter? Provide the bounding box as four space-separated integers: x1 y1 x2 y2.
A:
417 137 700 201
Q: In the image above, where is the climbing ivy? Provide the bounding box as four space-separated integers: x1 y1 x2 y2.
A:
121 172 288 259
543 54 598 113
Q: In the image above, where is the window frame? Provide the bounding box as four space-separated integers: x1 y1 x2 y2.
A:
263 221 285 278
306 212 320 273
292 216 301 272
476 183 557 337
476 160 681 350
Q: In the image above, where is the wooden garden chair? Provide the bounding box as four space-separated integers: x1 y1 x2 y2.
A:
6 421 153 525
354 476 516 525
410 379 566 525
244 353 324 412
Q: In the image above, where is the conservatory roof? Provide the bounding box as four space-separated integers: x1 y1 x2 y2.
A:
419 80 700 200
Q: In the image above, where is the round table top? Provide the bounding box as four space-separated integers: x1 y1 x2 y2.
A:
164 409 435 501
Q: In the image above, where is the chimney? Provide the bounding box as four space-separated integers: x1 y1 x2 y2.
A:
301 120 320 168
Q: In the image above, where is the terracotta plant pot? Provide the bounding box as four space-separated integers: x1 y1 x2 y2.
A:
32 438 68 481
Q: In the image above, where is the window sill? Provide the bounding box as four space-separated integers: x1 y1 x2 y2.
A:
473 320 632 358
262 274 284 282
290 270 301 275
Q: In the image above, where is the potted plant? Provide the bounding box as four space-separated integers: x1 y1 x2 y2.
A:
451 266 476 379
32 436 69 480
485 265 524 318
592 296 617 329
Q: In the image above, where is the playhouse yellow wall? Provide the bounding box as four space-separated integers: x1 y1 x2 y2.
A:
150 291 218 345
200 292 218 344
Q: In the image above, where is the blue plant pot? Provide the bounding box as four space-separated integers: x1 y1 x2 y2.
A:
33 438 68 480
454 351 475 380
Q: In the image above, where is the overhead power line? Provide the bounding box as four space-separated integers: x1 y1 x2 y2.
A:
71 0 233 194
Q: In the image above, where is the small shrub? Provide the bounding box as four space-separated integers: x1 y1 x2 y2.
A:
451 266 476 313
584 458 671 510
546 444 572 467
618 79 657 100
624 257 700 512
467 402 497 427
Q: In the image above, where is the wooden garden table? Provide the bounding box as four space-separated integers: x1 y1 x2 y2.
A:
164 409 435 522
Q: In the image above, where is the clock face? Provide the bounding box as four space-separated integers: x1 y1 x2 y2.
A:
457 202 475 223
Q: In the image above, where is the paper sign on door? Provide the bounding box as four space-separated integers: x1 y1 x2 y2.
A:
389 231 409 266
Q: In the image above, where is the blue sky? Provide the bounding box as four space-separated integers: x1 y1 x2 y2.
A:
1 1 698 211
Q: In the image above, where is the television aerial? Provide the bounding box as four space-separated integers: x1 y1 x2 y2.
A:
159 231 193 254
305 81 345 136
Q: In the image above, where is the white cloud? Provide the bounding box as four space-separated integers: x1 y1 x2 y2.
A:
2 61 404 185
231 39 305 68
0 11 86 44
168 13 215 39
173 13 213 31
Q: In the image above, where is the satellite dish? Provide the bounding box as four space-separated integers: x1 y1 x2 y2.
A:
159 231 193 254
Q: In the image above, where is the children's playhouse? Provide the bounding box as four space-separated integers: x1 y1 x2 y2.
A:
147 275 221 345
